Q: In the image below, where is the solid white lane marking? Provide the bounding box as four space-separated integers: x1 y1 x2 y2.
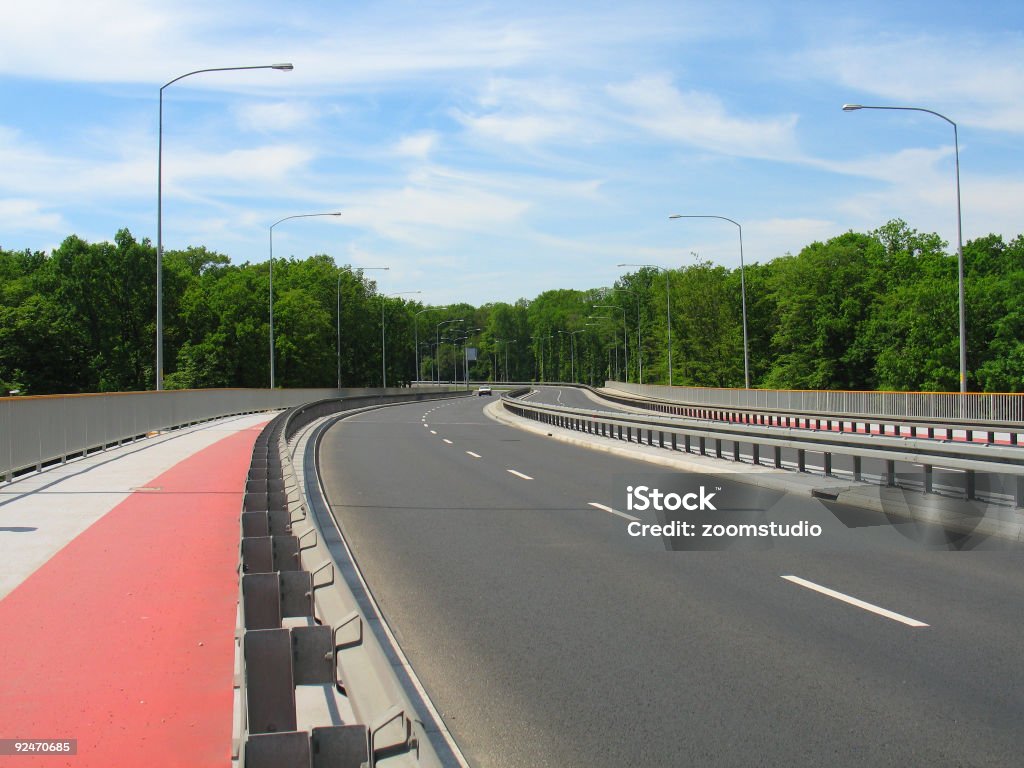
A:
781 575 929 628
507 469 534 480
588 502 640 522
443 439 453 444
466 451 482 458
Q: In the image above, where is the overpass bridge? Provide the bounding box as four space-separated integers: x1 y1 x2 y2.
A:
1 384 1022 766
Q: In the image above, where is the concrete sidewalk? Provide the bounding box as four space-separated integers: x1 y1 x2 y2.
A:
0 412 271 600
0 412 271 767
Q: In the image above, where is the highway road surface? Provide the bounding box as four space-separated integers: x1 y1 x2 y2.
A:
319 390 1024 767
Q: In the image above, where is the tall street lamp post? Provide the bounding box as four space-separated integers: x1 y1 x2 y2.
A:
843 103 966 393
613 288 642 383
593 304 628 383
669 214 751 388
269 212 341 388
436 319 465 383
414 306 449 386
157 62 293 390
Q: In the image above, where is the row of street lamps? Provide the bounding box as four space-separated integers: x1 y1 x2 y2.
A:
611 104 965 392
157 62 425 390
159 69 967 392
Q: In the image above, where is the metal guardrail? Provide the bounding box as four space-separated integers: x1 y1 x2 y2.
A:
0 387 426 482
588 386 1021 447
605 381 1024 423
502 391 1024 506
236 388 471 767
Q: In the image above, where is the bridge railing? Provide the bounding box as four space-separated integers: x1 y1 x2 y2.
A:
604 381 1024 423
0 386 440 482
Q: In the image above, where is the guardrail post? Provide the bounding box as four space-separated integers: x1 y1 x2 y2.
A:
1016 476 1024 508
671 434 677 451
965 470 975 500
797 449 805 473
752 444 760 466
684 434 691 453
699 437 706 456
732 442 740 462
823 453 832 476
774 446 782 468
884 460 895 487
853 455 862 481
924 465 933 495
715 439 722 459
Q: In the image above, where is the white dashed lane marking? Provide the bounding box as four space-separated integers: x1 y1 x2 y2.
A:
781 575 929 628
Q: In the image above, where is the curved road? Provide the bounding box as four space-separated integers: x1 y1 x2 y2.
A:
319 391 1023 767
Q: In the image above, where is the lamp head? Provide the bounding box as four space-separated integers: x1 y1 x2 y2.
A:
842 104 862 111
272 63 294 71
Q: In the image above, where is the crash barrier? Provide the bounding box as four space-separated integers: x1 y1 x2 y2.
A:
589 385 1024 448
0 386 431 482
606 381 1024 424
236 389 470 767
502 391 1024 508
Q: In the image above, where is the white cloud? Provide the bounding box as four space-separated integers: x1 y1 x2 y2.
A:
799 36 1024 133
606 74 801 160
0 199 66 233
235 101 316 132
393 132 439 158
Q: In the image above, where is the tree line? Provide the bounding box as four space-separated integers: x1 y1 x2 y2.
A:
1 219 1022 395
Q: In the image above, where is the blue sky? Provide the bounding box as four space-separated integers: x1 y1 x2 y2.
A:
1 1 1022 304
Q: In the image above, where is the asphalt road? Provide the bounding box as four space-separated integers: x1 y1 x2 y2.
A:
319 391 1024 767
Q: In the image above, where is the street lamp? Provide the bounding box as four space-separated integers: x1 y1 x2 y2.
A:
557 330 584 383
592 304 628 383
669 214 751 388
269 212 342 388
156 62 293 390
414 306 449 386
381 291 422 388
586 322 618 380
613 288 642 383
531 334 554 382
338 265 389 389
436 319 465 383
618 263 673 386
842 103 967 393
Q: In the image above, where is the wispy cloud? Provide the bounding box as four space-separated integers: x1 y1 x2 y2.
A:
797 35 1024 133
606 74 801 160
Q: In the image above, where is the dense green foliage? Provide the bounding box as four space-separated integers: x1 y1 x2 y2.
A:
2 220 1022 395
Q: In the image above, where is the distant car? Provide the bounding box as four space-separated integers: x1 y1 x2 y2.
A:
477 386 493 396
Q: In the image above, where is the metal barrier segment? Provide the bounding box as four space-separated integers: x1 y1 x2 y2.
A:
605 380 1024 423
235 390 470 768
501 391 1024 508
